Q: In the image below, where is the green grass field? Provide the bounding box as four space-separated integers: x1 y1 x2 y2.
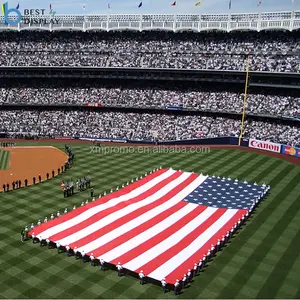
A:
0 142 300 299
0 149 10 170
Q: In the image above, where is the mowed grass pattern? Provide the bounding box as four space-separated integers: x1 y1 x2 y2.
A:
0 149 10 170
0 142 299 299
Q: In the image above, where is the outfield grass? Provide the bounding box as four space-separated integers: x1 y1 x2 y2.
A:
0 142 299 299
0 149 10 170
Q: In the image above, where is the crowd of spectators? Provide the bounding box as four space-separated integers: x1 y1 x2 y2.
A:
0 31 299 71
0 110 298 147
1 87 299 117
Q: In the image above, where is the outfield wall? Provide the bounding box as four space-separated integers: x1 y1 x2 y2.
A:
79 136 249 147
79 136 299 159
0 135 298 159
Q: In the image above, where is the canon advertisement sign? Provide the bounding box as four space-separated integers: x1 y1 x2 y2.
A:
249 138 281 153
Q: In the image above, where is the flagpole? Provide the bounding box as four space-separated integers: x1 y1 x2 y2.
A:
238 55 250 147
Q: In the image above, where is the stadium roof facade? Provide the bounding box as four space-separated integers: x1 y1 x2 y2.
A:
0 11 300 32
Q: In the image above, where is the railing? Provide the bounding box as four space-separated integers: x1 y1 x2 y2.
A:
0 11 299 32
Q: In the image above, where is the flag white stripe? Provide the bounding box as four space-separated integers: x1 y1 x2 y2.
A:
38 169 176 239
99 174 208 261
57 172 194 246
148 209 239 280
123 206 218 271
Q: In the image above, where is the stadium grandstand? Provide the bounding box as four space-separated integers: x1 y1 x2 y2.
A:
0 27 299 146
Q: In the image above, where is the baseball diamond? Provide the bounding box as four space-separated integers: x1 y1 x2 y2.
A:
0 140 299 298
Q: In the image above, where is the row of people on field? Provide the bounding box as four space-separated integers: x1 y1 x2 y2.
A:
2 166 68 193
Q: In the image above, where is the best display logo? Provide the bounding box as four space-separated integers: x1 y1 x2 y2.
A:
1 2 59 25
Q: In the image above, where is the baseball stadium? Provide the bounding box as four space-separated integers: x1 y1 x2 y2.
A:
0 0 300 298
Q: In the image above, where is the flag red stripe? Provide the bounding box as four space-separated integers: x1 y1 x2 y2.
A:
91 173 199 257
56 171 184 245
134 208 227 274
165 209 247 283
110 205 208 265
30 168 167 236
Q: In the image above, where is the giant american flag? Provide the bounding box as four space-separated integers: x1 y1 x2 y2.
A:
29 168 268 284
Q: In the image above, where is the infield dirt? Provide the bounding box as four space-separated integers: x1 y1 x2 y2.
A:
0 146 68 190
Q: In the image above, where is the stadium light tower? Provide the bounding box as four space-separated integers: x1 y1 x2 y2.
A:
238 55 251 146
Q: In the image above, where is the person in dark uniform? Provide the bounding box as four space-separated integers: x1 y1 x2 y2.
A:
20 229 25 242
15 181 18 189
116 262 123 277
18 180 21 188
90 253 95 266
31 234 39 244
161 278 167 293
24 179 28 187
174 279 180 295
6 183 9 191
57 168 60 175
2 184 5 192
46 173 49 180
187 269 193 283
81 250 87 263
52 170 55 178
56 242 62 254
12 181 15 190
65 245 72 256
87 174 91 188
66 184 70 197
74 247 81 259
70 180 74 195
139 270 145 285
24 226 29 240
63 187 67 198
40 237 46 247
182 274 187 287
99 258 105 270
91 188 94 198
33 177 36 184
38 174 41 183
